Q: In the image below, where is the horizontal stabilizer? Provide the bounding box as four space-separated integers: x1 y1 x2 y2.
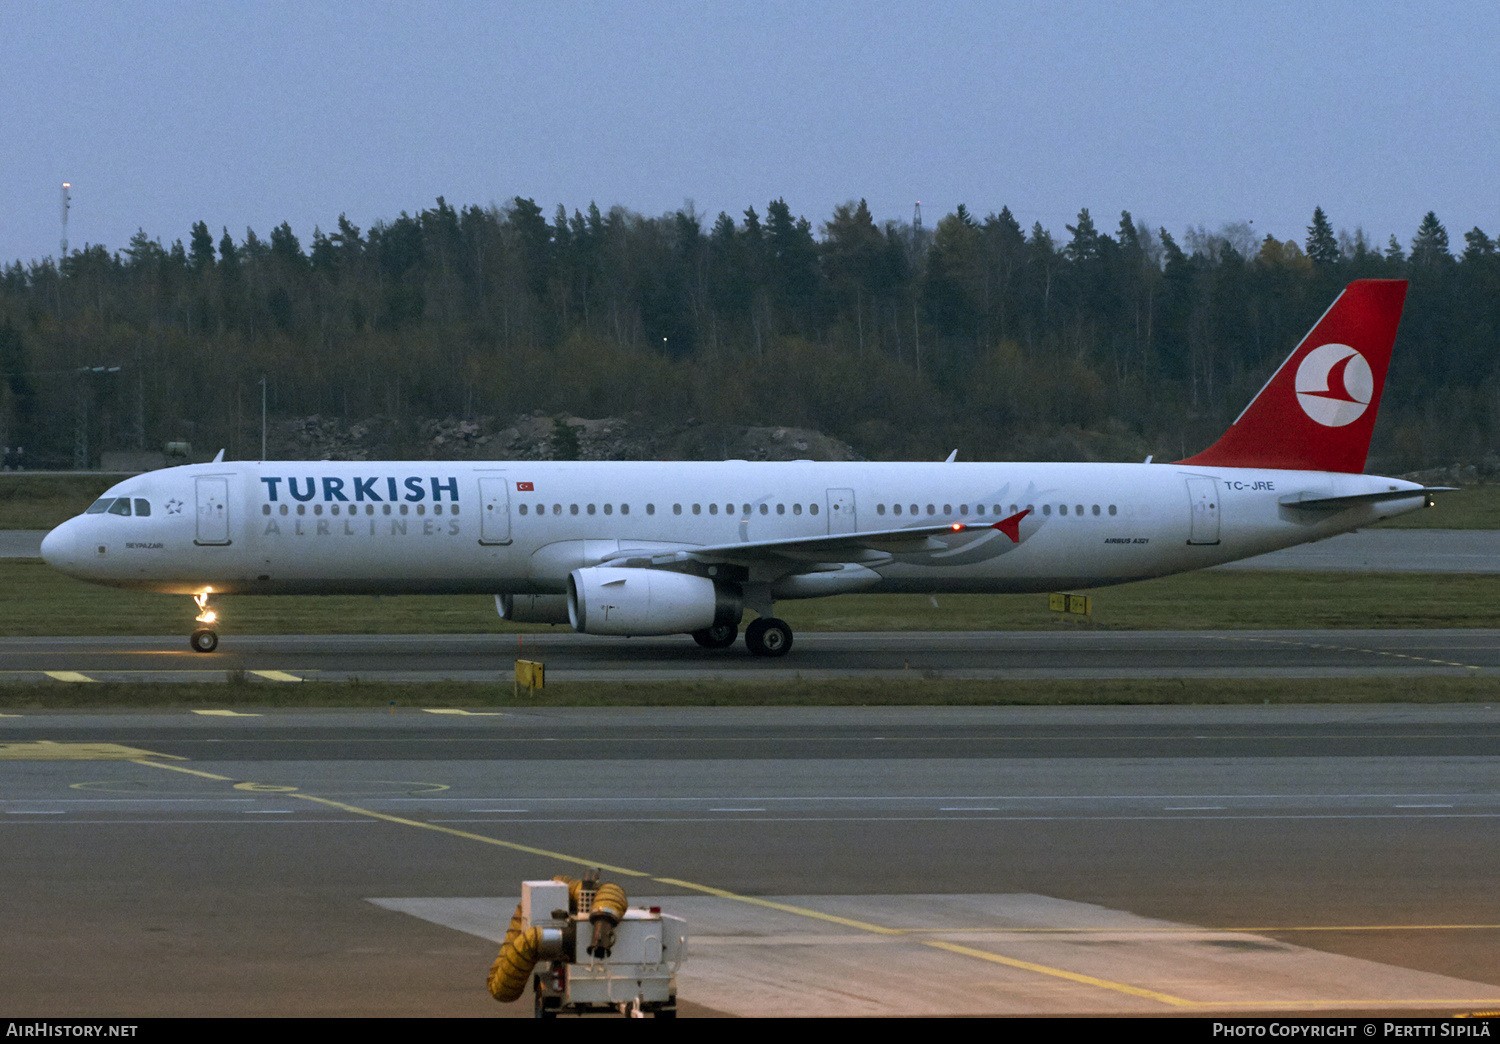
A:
1277 487 1454 511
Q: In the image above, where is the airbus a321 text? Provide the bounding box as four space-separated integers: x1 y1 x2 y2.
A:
43 279 1445 657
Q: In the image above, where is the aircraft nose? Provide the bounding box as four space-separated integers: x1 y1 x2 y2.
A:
40 520 85 575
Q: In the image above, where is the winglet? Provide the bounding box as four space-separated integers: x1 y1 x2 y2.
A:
1178 279 1407 473
993 507 1031 543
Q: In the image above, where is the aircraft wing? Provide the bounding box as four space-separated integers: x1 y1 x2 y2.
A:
602 510 1032 568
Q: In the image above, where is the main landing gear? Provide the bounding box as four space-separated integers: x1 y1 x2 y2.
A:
691 623 738 649
190 592 219 653
744 617 793 657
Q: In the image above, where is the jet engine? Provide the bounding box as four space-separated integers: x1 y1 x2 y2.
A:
495 594 572 625
567 567 742 636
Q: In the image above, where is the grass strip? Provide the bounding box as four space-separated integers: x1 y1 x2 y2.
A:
2 675 1497 710
4 559 1500 635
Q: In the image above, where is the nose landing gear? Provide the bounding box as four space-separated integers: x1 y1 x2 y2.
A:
190 628 219 653
190 592 219 653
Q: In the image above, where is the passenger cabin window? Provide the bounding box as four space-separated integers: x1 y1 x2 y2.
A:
759 504 769 515
692 504 701 515
793 503 802 515
877 504 887 515
518 504 528 515
673 504 682 515
621 504 629 515
1092 504 1101 516
1109 505 1118 515
1043 504 1052 516
709 504 718 515
809 504 818 514
646 504 655 515
603 504 613 515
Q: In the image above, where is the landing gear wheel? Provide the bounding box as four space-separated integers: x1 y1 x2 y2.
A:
744 617 792 657
691 623 738 648
190 628 219 653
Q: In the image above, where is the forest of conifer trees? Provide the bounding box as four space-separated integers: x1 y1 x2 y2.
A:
1 197 1496 470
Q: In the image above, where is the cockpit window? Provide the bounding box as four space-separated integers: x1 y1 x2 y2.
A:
133 498 151 517
107 498 132 516
85 499 112 514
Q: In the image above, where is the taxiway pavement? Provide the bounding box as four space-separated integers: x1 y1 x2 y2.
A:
2 628 1496 684
3 704 1498 1016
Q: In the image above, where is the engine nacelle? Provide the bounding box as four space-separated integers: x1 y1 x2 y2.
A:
495 594 572 625
567 567 742 636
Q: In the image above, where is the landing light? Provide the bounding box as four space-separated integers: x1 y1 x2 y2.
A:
193 589 216 624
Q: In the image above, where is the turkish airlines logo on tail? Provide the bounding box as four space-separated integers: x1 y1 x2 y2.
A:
1295 343 1373 427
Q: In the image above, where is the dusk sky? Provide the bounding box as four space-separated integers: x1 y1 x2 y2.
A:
3 0 1496 264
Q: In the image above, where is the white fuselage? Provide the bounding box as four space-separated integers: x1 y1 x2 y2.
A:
41 459 1426 599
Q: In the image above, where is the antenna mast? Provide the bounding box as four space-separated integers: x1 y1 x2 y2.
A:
60 183 70 259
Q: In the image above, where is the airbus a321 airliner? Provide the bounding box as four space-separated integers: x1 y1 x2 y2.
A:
42 279 1444 657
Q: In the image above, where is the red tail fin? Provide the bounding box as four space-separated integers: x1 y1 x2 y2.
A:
1178 279 1407 473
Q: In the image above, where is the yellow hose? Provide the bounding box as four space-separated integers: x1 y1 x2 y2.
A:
488 876 630 1001
487 903 541 1003
591 881 627 924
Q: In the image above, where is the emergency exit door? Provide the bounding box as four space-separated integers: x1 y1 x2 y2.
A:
826 488 857 535
479 476 512 545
